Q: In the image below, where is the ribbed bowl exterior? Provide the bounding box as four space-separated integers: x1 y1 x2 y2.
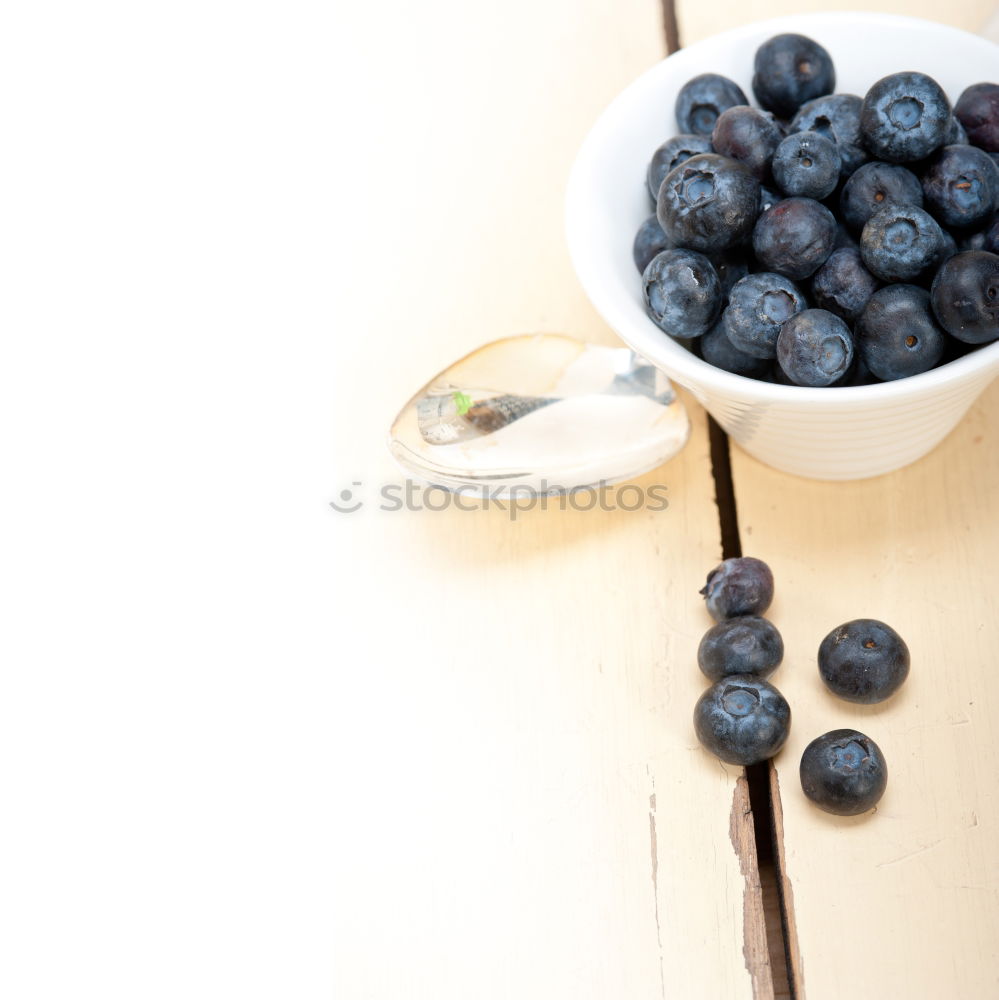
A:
565 13 999 480
678 369 995 480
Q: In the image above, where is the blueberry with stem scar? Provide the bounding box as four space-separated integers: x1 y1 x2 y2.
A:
657 153 761 254
752 33 835 119
675 73 749 137
860 71 951 163
818 618 910 703
800 729 887 815
694 676 791 765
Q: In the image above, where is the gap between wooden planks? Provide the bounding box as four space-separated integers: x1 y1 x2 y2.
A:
659 1 800 994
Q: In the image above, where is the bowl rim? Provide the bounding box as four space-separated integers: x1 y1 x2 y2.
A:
565 10 999 406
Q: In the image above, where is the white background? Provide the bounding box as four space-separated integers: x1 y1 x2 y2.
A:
0 0 673 994
0 2 369 995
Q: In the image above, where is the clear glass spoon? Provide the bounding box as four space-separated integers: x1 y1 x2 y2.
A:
388 333 690 495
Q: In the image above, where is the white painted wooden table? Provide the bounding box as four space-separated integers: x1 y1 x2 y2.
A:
332 2 999 997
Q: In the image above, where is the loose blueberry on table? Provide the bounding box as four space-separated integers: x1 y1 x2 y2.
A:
697 615 784 682
694 676 791 766
699 556 774 621
800 729 888 816
632 32 999 383
818 618 910 704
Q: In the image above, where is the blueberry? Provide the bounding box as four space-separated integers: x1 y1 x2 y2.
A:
945 114 969 146
699 556 774 621
711 106 783 181
633 215 673 273
860 204 943 282
960 228 989 252
675 73 749 137
860 72 950 163
960 217 999 257
954 82 999 153
789 93 867 177
759 185 781 215
694 677 791 766
840 161 924 231
930 250 999 344
811 247 880 322
723 272 807 358
833 221 859 251
857 285 946 381
776 309 854 387
752 197 837 280
771 357 860 387
922 144 999 231
817 618 910 704
772 130 841 199
932 227 960 270
770 361 795 386
986 214 999 254
842 353 881 386
800 730 887 816
642 248 721 338
698 615 784 682
657 153 761 254
752 33 835 119
699 317 772 379
708 248 751 297
647 134 714 201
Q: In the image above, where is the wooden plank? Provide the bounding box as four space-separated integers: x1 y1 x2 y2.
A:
728 380 999 998
675 0 996 45
330 0 772 996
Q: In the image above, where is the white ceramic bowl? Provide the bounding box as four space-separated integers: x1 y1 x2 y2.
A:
566 12 999 480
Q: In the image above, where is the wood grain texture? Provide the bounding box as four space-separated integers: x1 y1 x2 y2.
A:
675 0 996 44
331 0 766 996
730 380 999 999
768 762 804 996
730 776 776 998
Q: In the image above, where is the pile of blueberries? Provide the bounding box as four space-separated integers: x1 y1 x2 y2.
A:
634 32 999 386
694 556 910 816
